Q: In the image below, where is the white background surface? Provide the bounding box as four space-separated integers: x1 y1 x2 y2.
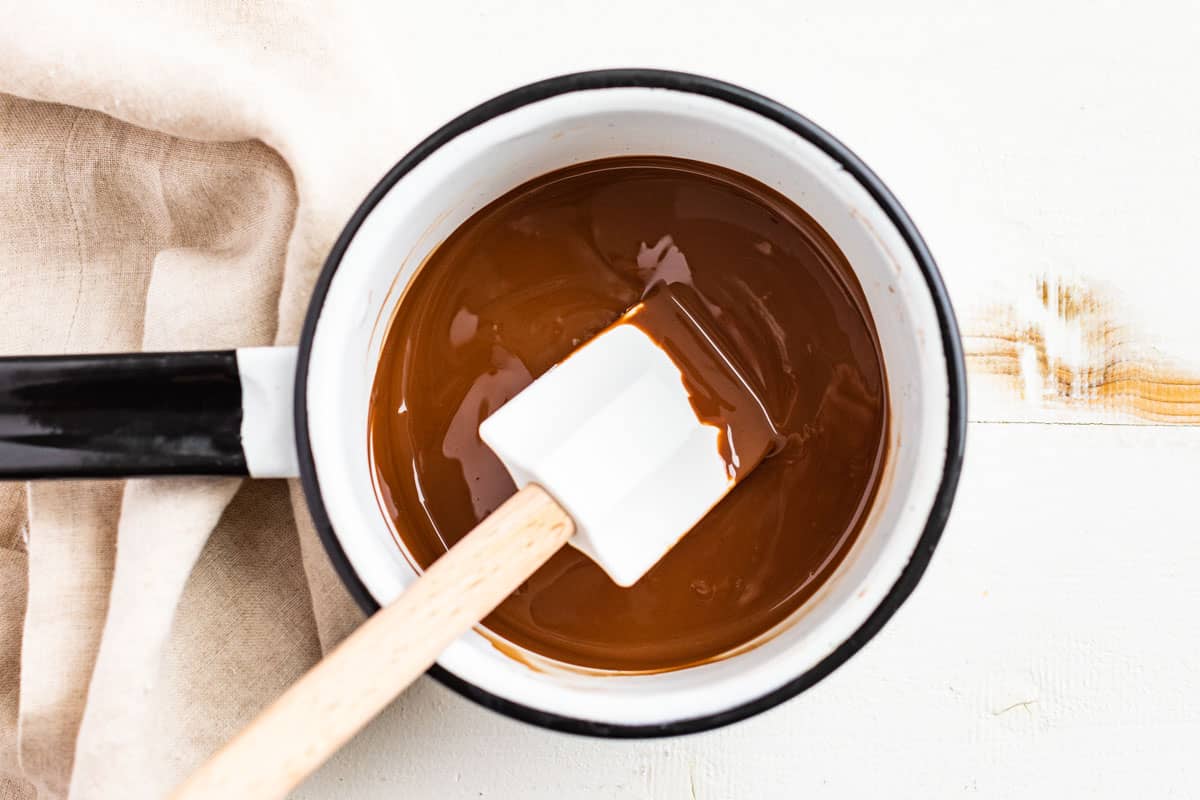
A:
294 2 1200 797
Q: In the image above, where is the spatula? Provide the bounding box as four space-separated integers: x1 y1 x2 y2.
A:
172 285 775 800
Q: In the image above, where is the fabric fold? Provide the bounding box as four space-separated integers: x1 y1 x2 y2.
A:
0 78 361 797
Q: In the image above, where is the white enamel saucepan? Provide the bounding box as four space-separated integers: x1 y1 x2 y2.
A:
0 70 967 737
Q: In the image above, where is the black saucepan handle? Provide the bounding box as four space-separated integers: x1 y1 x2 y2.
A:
0 351 254 479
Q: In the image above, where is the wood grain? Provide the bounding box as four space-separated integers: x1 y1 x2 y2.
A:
964 276 1200 425
170 485 574 800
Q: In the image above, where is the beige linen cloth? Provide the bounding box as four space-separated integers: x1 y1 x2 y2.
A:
0 2 444 797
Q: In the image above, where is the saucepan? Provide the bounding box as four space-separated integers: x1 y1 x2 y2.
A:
0 70 966 736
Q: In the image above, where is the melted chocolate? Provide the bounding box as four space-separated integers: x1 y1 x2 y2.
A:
369 157 888 672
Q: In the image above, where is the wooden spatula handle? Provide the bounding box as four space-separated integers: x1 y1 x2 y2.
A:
171 484 574 800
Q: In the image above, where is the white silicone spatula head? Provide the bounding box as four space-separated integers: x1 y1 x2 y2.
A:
480 285 775 587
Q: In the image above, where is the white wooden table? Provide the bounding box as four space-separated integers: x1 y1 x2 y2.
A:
295 3 1200 796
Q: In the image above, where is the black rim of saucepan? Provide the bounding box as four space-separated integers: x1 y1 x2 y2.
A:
294 69 968 738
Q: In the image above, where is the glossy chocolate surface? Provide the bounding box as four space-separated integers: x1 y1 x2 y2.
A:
369 157 887 671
